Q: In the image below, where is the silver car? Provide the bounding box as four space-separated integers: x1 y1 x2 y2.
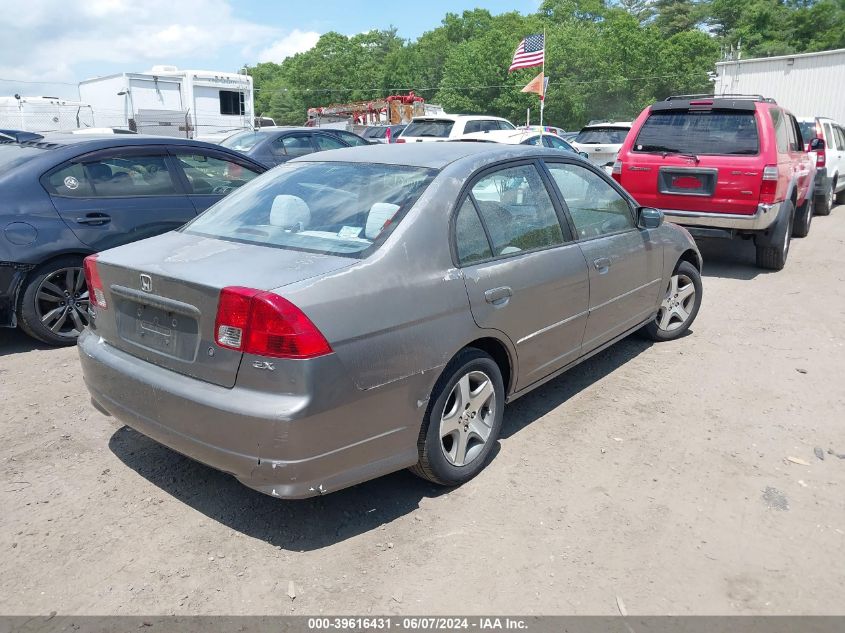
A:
78 143 703 498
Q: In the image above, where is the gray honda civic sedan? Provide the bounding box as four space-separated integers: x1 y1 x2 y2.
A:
78 142 702 498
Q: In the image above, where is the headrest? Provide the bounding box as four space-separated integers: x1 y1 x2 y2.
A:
366 202 400 239
270 195 310 230
86 163 112 181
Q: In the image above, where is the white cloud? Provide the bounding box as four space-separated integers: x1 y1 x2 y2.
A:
257 29 321 63
0 0 302 91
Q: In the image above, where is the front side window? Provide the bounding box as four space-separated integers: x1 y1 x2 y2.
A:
43 153 178 197
521 135 543 146
470 164 564 257
313 134 347 151
174 153 260 194
546 162 634 239
183 162 436 257
824 123 835 149
220 131 263 151
455 198 492 265
279 135 314 157
634 111 758 155
220 90 245 116
544 135 573 151
333 131 368 147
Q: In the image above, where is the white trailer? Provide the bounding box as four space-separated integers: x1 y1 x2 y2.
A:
715 48 845 122
78 65 255 139
0 96 94 133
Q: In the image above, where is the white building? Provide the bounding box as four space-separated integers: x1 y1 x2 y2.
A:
715 48 845 122
78 65 255 140
0 96 94 133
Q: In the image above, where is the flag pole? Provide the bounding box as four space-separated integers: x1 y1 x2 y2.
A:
539 28 546 129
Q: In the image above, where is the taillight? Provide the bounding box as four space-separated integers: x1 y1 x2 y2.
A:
611 159 622 183
760 165 779 204
82 254 107 309
816 145 826 168
214 286 332 359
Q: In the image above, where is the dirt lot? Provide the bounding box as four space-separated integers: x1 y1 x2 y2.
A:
2 208 845 616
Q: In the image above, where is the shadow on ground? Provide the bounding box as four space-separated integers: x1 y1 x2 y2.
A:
696 237 767 281
0 328 55 356
109 335 656 550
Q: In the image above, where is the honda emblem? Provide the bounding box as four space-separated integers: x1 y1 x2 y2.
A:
140 274 152 293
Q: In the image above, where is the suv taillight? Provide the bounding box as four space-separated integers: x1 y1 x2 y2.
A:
82 254 107 309
214 286 332 359
611 159 622 183
815 143 826 168
760 165 779 204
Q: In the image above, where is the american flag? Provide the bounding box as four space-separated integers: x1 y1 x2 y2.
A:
509 33 545 72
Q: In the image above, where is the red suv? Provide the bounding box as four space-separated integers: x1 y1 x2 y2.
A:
613 95 818 270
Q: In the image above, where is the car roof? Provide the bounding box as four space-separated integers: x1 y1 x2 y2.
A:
409 114 510 123
581 121 632 129
290 141 570 169
459 130 541 144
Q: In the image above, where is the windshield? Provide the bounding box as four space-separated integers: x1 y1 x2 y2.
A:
0 143 46 177
402 120 454 138
183 161 437 257
220 131 265 151
634 111 759 155
574 127 630 144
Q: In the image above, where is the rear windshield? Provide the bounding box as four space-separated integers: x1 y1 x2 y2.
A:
402 120 454 138
634 111 759 155
220 131 264 151
0 143 46 177
574 127 630 144
183 161 437 258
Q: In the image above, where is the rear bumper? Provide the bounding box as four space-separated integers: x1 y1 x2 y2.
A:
78 329 422 499
661 202 781 232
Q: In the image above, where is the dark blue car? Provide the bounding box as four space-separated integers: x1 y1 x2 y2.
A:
219 127 365 168
0 134 266 345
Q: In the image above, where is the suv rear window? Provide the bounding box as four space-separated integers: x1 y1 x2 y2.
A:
634 111 759 155
403 120 455 138
574 127 630 144
183 162 436 258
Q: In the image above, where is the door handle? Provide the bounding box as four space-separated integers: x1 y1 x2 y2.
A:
484 286 512 305
76 213 111 226
593 257 611 271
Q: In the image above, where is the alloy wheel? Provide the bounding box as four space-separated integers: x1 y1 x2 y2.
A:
439 370 496 467
35 266 90 339
656 273 696 332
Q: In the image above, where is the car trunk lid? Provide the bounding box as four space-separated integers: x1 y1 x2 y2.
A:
89 231 355 388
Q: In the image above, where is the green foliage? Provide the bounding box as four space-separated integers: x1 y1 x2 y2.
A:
247 1 845 128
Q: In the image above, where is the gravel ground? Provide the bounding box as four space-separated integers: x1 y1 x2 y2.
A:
2 208 844 615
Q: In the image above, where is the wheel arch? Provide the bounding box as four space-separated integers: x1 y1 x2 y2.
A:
677 248 702 272
463 335 516 397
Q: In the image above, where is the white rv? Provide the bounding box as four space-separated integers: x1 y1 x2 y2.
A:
0 96 94 133
78 65 255 140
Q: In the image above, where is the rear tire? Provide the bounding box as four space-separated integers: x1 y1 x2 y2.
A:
755 201 793 270
642 260 702 342
410 348 505 487
792 195 813 238
816 183 833 216
17 256 90 346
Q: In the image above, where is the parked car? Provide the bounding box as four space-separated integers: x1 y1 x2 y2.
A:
0 134 267 345
397 115 515 142
570 121 632 169
78 142 703 499
459 129 586 156
613 95 818 270
362 124 407 144
219 127 356 167
0 129 44 143
517 125 567 137
798 116 845 215
319 128 371 147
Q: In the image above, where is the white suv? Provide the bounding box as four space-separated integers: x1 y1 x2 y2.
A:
798 116 845 215
397 115 515 142
570 121 632 169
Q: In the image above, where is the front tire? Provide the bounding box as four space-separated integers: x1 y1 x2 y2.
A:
643 260 702 342
410 348 505 486
17 256 90 346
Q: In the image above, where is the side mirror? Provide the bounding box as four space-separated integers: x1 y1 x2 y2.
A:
579 151 589 159
638 206 663 229
809 137 825 151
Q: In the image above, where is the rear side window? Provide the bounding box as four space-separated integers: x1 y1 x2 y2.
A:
836 127 845 150
313 134 347 151
824 123 835 149
279 135 314 157
633 111 758 156
174 153 261 194
333 131 368 147
220 131 263 151
464 120 507 134
455 199 493 265
403 120 454 138
771 109 790 153
44 153 178 197
470 164 564 256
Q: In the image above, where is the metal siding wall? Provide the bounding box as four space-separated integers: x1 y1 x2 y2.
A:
716 51 845 123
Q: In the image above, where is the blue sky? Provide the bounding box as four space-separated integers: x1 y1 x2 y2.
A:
0 0 537 100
